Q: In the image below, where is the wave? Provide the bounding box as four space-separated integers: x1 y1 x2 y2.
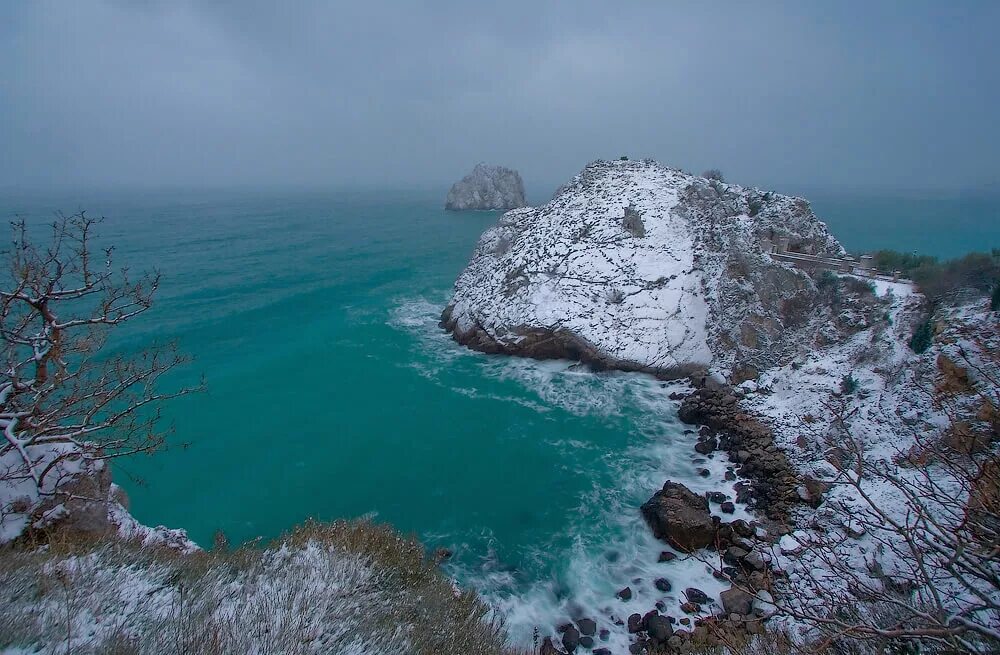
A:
388 295 753 649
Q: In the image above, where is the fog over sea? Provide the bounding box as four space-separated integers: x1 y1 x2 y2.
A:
1 185 996 646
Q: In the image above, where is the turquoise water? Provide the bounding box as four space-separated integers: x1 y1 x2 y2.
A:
2 186 996 645
803 189 1000 259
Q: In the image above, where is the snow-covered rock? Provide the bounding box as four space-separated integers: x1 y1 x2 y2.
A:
443 158 844 379
445 163 527 211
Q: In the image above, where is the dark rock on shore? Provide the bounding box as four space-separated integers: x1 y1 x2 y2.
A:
720 587 754 616
640 481 716 552
561 626 580 652
694 436 717 454
647 613 673 641
679 385 803 522
685 587 710 604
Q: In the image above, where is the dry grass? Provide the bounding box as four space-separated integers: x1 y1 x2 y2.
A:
0 519 521 655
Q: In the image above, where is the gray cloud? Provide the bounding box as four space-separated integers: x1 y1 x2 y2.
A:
2 1 997 193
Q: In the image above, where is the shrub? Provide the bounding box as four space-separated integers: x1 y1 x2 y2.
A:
872 249 1000 299
815 270 840 290
619 155 629 160
840 373 859 395
872 249 937 275
992 281 1000 311
843 276 876 295
0 520 516 655
909 318 934 354
702 168 725 182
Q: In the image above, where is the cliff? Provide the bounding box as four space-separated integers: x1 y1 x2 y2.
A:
442 158 845 381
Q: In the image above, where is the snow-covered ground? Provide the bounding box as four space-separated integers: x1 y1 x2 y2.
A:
742 287 999 645
0 521 509 655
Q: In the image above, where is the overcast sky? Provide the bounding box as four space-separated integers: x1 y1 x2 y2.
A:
2 1 997 193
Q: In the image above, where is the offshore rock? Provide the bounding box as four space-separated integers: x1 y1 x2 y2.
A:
445 163 526 211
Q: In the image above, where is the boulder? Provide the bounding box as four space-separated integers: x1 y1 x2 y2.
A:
627 613 643 633
707 491 727 504
694 438 717 454
647 613 673 641
685 588 710 604
617 586 633 601
723 546 749 565
562 626 580 652
641 481 716 552
577 618 597 636
720 587 754 616
654 577 672 592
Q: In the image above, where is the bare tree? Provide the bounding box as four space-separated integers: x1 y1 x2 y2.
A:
703 169 725 183
746 344 1000 653
1 213 199 535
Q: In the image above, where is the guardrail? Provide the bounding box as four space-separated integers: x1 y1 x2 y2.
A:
767 249 912 284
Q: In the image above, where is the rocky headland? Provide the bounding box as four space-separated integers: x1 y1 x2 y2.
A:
441 158 844 382
443 158 999 653
445 163 527 211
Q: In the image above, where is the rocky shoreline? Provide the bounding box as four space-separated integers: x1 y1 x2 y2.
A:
439 304 706 381
524 374 813 654
677 384 819 523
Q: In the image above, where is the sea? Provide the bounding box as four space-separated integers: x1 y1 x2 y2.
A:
1 185 996 647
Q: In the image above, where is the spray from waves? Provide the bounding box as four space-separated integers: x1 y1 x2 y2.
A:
388 296 755 650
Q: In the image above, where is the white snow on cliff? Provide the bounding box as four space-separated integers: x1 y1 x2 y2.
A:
446 158 844 377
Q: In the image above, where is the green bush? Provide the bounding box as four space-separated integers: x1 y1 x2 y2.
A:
869 249 1000 300
815 270 839 290
872 250 938 275
840 373 859 395
992 282 1000 311
909 318 934 354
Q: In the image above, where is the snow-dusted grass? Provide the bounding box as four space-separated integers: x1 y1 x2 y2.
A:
0 520 518 655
